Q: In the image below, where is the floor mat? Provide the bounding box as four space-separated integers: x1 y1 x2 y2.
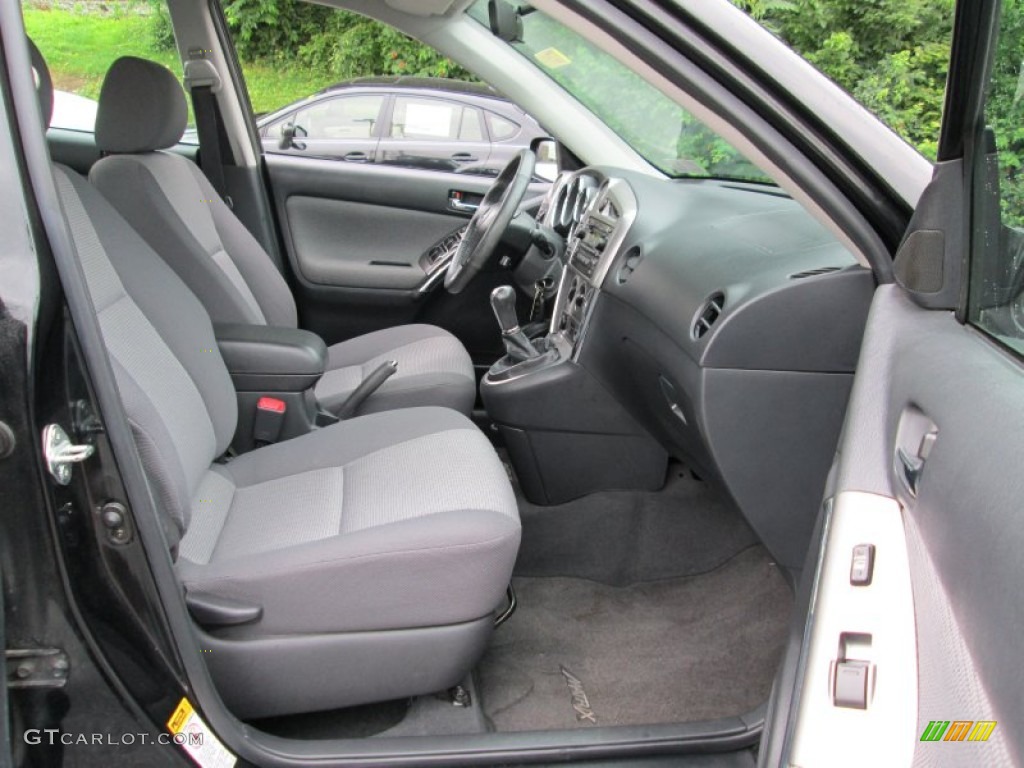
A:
478 546 791 732
513 464 759 585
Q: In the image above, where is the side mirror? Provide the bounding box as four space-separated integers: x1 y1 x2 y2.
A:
279 123 307 151
530 137 559 182
488 0 523 43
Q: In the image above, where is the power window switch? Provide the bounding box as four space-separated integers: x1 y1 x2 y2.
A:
833 660 871 709
850 543 875 586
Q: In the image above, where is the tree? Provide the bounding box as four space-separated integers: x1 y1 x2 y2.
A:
222 0 470 81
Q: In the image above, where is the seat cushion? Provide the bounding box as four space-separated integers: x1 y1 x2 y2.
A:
176 407 519 635
315 324 476 416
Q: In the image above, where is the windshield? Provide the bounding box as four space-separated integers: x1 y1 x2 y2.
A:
468 2 771 183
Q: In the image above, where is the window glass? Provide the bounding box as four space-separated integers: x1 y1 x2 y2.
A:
466 1 769 182
969 2 1024 355
729 1 954 163
459 108 485 141
390 96 481 142
22 0 185 131
263 116 288 139
288 95 383 140
487 113 520 141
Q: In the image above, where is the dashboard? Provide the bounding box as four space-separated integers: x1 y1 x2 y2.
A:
536 166 875 570
548 175 636 355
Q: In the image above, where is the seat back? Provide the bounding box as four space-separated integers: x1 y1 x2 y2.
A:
24 39 240 548
54 165 239 546
89 57 298 329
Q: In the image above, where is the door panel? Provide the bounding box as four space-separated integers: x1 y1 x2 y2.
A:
285 196 457 289
264 152 547 354
776 286 1020 766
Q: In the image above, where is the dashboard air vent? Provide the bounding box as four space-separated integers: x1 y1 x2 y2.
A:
692 292 725 340
790 266 841 279
616 246 643 284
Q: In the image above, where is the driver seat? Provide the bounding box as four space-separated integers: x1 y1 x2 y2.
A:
89 56 475 417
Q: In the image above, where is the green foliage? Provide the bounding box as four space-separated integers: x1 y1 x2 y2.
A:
737 0 955 160
987 0 1024 222
730 0 1024 223
22 5 182 99
147 0 176 52
222 0 329 60
298 11 473 80
222 0 470 83
23 3 327 116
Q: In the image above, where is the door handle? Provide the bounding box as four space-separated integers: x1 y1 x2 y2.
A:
896 448 924 496
451 152 478 162
450 198 479 213
343 151 369 163
893 414 938 498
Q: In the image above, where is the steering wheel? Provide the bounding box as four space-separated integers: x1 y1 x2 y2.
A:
445 148 536 294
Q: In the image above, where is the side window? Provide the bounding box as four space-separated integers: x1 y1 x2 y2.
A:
23 0 181 134
263 117 288 140
969 4 1024 355
291 95 383 140
486 113 520 141
458 107 485 141
390 97 481 142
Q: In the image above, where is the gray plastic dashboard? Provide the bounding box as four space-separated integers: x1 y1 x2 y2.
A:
547 167 875 570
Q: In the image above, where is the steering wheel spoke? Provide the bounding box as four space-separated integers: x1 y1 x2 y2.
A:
445 149 536 294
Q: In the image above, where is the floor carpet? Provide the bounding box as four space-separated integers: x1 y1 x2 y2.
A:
478 546 791 732
513 464 760 585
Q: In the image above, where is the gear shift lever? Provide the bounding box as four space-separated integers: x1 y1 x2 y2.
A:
491 285 540 363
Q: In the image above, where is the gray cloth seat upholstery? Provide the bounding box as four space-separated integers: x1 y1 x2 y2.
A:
34 45 519 719
88 56 475 417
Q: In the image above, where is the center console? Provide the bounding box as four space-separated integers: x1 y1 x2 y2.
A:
214 323 327 452
481 175 667 505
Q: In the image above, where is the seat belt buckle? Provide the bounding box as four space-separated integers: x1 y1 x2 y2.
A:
253 397 286 446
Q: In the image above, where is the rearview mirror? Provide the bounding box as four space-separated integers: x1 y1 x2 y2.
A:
279 123 307 151
488 0 523 43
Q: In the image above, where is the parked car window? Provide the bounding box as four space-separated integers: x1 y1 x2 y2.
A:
969 3 1024 356
458 107 485 141
390 96 482 142
285 95 383 140
486 113 520 141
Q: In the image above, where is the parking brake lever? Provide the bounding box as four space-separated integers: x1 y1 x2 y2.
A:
336 360 398 419
491 285 540 363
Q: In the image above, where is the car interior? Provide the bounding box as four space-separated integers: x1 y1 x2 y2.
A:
15 0 1010 763
24 0 861 742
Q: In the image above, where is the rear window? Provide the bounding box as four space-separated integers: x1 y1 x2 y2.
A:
487 112 519 141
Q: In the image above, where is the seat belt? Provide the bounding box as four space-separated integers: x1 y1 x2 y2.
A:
191 84 232 208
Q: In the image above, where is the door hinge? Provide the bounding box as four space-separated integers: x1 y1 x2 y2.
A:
6 649 69 689
42 423 94 485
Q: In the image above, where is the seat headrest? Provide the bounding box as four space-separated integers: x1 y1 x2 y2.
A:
95 56 187 153
27 38 53 130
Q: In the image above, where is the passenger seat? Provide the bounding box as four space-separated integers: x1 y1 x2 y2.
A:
89 56 476 418
30 41 520 719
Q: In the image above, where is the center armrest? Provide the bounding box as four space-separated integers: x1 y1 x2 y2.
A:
214 323 327 392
